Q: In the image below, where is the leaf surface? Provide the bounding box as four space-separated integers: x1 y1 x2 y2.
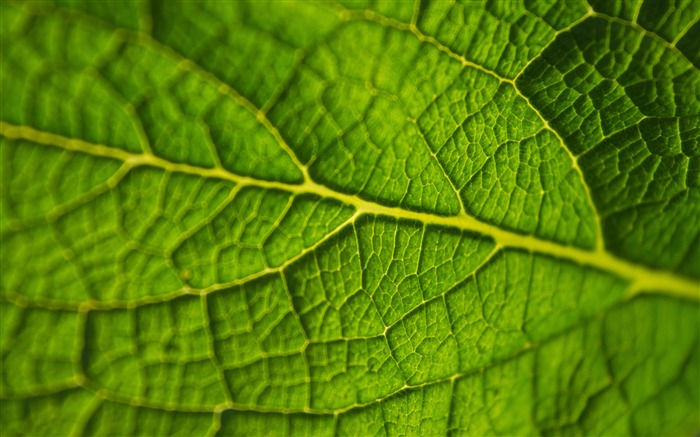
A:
1 0 699 435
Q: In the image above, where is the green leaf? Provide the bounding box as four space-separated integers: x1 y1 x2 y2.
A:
1 0 699 435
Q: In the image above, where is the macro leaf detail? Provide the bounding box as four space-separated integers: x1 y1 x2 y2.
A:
1 0 699 436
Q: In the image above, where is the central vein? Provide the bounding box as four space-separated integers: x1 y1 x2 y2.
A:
2 121 698 301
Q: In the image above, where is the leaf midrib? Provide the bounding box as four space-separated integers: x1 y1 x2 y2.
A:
2 121 698 302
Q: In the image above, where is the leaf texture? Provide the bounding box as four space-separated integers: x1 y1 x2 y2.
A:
1 0 699 436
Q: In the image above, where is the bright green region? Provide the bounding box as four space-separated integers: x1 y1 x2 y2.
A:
387 298 459 385
226 353 309 410
268 20 463 215
212 294 700 436
84 295 227 408
285 225 383 340
337 0 414 23
1 0 699 436
1 305 78 394
2 391 215 437
1 5 143 153
450 296 699 437
306 337 404 409
219 410 334 437
1 390 98 436
446 249 629 373
44 0 148 31
83 402 214 436
173 187 354 288
355 215 495 326
1 140 121 227
1 2 304 183
2 152 238 301
150 1 340 108
418 0 590 78
101 41 304 182
207 274 307 368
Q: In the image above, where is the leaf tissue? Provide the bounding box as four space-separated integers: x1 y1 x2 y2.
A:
1 0 699 435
